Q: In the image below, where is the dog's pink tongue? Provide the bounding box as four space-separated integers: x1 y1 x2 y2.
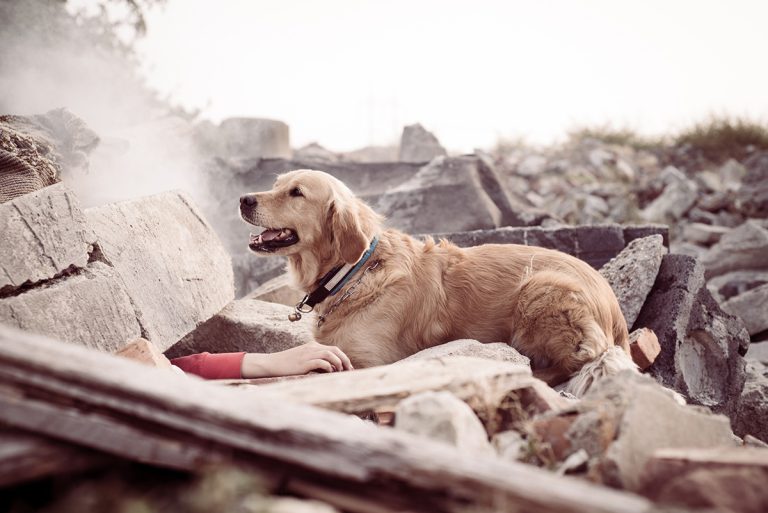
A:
260 229 283 242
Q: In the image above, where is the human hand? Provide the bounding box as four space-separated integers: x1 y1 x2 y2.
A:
241 341 354 378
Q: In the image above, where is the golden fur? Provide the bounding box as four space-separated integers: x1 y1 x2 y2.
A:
240 169 634 390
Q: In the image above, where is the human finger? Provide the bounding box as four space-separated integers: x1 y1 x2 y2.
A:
305 358 334 374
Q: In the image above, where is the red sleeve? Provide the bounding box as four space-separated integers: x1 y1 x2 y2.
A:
170 352 246 379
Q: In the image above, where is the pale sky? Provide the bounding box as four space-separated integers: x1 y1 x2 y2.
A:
134 0 768 152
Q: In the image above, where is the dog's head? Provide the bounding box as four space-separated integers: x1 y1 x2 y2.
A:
240 169 382 265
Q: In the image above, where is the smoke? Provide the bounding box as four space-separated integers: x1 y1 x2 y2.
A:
0 0 208 209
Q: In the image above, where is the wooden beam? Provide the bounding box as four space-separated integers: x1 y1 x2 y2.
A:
0 326 653 513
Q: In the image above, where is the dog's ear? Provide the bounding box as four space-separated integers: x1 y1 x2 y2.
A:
329 198 369 264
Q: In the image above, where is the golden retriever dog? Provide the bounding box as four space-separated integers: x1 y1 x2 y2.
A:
240 169 637 395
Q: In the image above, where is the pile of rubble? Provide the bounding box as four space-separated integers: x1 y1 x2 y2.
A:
0 111 766 512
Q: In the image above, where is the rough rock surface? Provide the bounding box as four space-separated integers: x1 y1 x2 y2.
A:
372 156 503 233
394 391 495 455
579 372 736 490
165 299 313 358
722 283 768 336
246 273 302 307
86 191 235 351
701 220 768 278
599 235 666 327
0 262 142 352
632 254 749 414
0 183 95 293
640 166 698 223
732 360 768 443
738 151 768 218
746 341 768 364
430 224 668 270
216 117 290 159
399 339 530 367
398 123 447 163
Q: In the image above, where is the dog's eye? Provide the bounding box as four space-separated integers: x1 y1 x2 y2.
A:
289 187 303 197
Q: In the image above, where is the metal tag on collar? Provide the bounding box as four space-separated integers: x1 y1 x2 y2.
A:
288 294 314 322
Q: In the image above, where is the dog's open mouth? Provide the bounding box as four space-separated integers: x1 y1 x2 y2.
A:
249 228 299 252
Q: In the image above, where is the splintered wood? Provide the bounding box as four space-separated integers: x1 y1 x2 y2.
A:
0 326 652 513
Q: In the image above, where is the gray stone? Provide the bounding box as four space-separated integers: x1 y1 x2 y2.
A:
165 299 313 358
399 339 530 367
681 222 731 246
218 118 290 159
293 143 338 162
583 372 737 490
722 284 768 336
732 361 768 444
86 191 234 351
372 156 502 233
398 124 447 163
0 261 142 352
232 252 287 298
341 145 399 163
641 166 698 223
0 183 95 293
428 224 668 270
746 342 768 364
394 391 494 455
737 151 768 218
246 273 302 307
632 254 749 415
701 220 768 278
599 235 666 327
707 270 768 302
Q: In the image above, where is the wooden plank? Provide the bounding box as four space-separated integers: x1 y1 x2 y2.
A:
0 428 109 487
0 325 653 513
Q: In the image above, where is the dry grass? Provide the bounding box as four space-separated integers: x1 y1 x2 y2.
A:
674 117 768 164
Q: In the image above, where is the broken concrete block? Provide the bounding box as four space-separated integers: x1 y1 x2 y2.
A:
701 220 768 278
722 283 768 336
629 329 660 371
0 183 95 293
681 222 730 246
738 151 768 218
218 117 290 159
372 156 502 233
86 191 234 352
599 235 666 327
398 123 447 163
116 338 172 369
707 270 768 303
640 166 698 223
165 299 312 358
394 391 494 455
399 339 530 367
580 372 736 490
429 224 668 270
639 447 768 513
232 252 287 298
0 262 142 352
746 342 768 364
732 361 768 444
632 254 748 415
245 273 302 307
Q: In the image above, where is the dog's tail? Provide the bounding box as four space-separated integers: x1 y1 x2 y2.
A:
565 341 639 397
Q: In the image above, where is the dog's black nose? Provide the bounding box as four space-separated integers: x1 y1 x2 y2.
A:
240 194 258 207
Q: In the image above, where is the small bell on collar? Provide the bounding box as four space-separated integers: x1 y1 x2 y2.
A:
288 311 302 322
